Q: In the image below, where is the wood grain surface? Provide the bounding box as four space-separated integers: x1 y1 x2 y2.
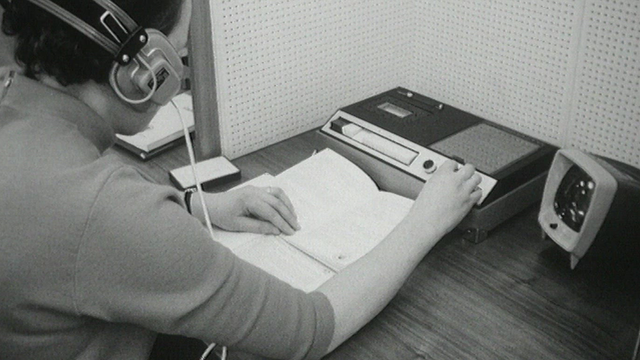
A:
114 129 640 360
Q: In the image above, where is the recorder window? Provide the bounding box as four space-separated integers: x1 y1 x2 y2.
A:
378 102 413 118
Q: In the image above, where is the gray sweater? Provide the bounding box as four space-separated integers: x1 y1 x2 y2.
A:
0 68 334 360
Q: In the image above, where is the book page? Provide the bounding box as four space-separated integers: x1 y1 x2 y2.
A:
211 149 413 291
273 150 413 271
230 236 335 293
274 149 381 231
211 173 335 292
285 191 412 271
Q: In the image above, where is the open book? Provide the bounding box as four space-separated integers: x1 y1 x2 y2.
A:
115 93 194 160
212 149 414 292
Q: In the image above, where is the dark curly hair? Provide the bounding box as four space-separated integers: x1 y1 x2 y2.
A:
1 0 183 86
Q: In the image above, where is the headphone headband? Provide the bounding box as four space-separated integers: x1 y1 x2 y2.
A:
23 0 184 106
93 0 137 32
26 0 147 64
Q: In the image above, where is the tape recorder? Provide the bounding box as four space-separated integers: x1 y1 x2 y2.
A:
320 87 557 242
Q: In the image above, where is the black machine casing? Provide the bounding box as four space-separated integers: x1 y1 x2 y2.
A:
319 87 557 242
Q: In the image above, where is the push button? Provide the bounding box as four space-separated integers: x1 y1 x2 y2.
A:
423 159 437 174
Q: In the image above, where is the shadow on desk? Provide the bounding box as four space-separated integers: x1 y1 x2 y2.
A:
540 239 640 305
149 334 214 360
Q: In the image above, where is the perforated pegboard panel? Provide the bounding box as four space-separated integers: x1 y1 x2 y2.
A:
409 0 583 145
568 0 640 167
207 0 639 167
209 0 414 159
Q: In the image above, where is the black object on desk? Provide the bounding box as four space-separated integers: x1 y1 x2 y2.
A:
320 87 557 243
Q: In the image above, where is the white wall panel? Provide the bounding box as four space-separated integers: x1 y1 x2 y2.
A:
208 0 640 167
409 0 583 145
209 0 414 158
568 0 639 166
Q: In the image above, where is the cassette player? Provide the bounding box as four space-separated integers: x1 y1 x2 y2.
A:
319 87 557 242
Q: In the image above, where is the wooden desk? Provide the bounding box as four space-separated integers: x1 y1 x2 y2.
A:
111 130 640 360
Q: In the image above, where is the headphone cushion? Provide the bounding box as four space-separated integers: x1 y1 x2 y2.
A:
110 29 184 106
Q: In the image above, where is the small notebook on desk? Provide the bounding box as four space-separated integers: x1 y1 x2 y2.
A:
212 149 414 292
115 93 194 160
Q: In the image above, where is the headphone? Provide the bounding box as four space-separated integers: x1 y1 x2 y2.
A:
24 0 184 106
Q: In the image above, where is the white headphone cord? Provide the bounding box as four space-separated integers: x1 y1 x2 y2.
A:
171 99 227 360
172 99 215 237
632 323 640 360
110 56 158 105
199 342 227 360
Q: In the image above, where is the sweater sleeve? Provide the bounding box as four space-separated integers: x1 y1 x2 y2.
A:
73 165 334 360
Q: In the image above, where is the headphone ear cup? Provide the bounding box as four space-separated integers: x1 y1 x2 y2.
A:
110 60 143 102
109 29 184 106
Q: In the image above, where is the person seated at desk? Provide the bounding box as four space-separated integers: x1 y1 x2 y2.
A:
0 0 482 359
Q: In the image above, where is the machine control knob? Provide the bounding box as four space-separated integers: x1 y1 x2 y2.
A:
423 159 437 174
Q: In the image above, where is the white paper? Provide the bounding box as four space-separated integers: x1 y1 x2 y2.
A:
212 149 413 292
116 93 194 152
